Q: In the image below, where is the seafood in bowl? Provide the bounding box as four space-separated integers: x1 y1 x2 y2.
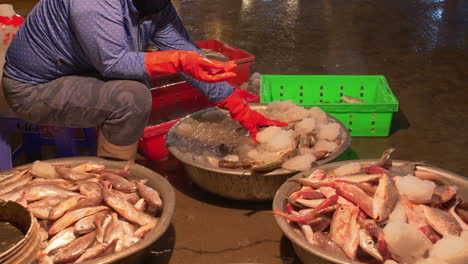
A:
0 157 175 264
273 149 468 264
167 101 350 173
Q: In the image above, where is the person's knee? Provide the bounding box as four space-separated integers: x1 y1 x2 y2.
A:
111 80 152 115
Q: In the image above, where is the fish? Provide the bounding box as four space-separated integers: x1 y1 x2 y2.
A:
0 187 25 201
56 166 100 181
455 207 468 225
77 181 103 198
68 196 103 211
42 227 77 254
102 173 136 193
274 195 339 224
103 213 124 244
296 198 326 208
120 220 136 235
134 198 146 211
0 170 20 182
342 96 366 104
250 148 297 172
37 255 54 264
331 173 383 183
28 196 67 208
102 181 157 227
333 182 374 218
329 204 353 247
448 199 468 230
402 198 441 243
30 206 53 219
29 178 78 191
289 178 333 189
51 231 96 264
430 185 457 206
95 213 112 243
342 206 360 260
218 160 261 169
49 195 84 220
71 161 105 172
299 190 325 200
0 169 29 187
359 229 384 262
319 186 354 206
74 241 113 262
110 189 140 204
100 168 132 178
373 173 399 222
307 169 327 181
74 211 108 235
309 215 331 233
136 180 163 210
115 235 140 253
48 206 109 235
288 186 314 204
373 148 395 168
0 173 32 195
23 184 78 202
309 232 348 259
422 205 463 236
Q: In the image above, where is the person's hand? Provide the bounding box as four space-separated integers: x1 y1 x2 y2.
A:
145 50 237 82
215 89 288 140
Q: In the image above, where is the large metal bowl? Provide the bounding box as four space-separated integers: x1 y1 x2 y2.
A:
273 159 468 264
166 104 351 201
4 157 176 264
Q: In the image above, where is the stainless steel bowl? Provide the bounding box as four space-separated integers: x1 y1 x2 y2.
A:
166 104 351 201
273 159 468 264
6 157 176 264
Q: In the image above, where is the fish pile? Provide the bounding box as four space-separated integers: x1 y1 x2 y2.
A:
274 148 468 264
0 160 163 264
169 100 345 172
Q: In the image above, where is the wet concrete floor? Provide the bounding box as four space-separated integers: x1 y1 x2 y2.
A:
3 0 468 263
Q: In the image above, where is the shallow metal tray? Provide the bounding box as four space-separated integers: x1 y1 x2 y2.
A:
166 104 351 200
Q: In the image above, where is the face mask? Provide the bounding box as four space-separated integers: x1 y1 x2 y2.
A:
132 0 170 16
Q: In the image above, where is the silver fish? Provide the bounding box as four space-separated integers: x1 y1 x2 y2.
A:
422 205 462 236
23 184 77 202
51 231 96 264
373 173 399 222
359 229 383 261
42 227 77 254
48 206 109 235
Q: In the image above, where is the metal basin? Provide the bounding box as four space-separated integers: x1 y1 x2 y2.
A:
5 157 176 264
166 104 351 201
273 159 468 264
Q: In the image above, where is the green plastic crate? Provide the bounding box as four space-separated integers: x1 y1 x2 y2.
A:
260 75 399 137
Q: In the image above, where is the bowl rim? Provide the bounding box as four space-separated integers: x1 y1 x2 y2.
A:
272 159 468 264
166 103 351 176
3 157 176 264
0 200 36 260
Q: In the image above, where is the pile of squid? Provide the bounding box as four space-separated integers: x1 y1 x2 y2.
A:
274 148 468 264
0 160 163 264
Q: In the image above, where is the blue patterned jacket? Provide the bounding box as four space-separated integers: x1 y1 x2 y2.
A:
4 0 233 101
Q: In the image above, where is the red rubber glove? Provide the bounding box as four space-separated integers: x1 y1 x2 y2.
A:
215 90 288 140
145 50 237 82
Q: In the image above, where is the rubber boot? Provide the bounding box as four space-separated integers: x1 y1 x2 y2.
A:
97 131 137 161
